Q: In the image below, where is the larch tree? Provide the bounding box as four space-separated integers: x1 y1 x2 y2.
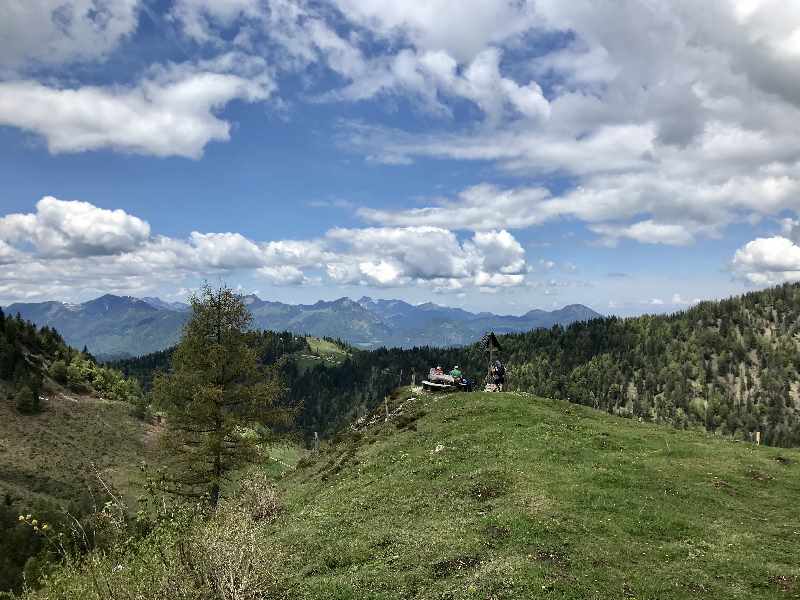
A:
153 285 288 507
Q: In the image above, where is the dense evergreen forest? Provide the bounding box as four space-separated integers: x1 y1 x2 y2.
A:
500 283 800 447
106 330 309 392
110 331 406 439
0 308 58 413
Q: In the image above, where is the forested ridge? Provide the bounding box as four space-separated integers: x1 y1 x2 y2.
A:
110 331 405 439
276 282 800 447
0 308 61 410
342 283 800 446
110 283 800 447
499 283 800 446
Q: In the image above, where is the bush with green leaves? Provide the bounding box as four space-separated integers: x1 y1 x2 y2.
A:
47 360 67 385
14 386 39 415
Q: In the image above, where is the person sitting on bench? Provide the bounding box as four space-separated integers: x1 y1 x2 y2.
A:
429 366 454 384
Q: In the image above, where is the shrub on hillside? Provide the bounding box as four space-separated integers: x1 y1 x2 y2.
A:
48 360 67 385
23 488 283 600
15 386 39 415
237 471 281 522
186 506 281 600
128 395 150 421
65 361 89 394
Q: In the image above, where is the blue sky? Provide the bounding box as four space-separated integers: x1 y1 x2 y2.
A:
2 0 800 316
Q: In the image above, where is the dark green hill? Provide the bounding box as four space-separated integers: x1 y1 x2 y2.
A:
0 307 146 594
497 282 800 447
109 332 403 440
26 390 800 599
293 282 800 448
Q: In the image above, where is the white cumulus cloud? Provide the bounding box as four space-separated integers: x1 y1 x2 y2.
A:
0 56 273 158
0 196 150 257
336 1 800 250
0 240 20 265
324 226 527 288
329 0 538 62
358 184 551 231
0 0 140 70
589 221 696 247
467 230 526 275
0 197 530 301
732 236 800 285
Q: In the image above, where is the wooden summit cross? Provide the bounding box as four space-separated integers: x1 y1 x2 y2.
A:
481 332 502 380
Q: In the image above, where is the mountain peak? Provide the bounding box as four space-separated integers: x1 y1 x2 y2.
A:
75 295 155 319
88 293 124 303
417 301 441 310
83 294 151 309
332 297 358 307
559 304 602 317
522 303 600 320
242 294 266 307
308 297 360 310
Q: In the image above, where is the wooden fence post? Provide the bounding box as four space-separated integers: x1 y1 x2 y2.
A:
385 396 390 422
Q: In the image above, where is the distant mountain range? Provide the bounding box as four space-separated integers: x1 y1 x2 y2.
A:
4 294 601 359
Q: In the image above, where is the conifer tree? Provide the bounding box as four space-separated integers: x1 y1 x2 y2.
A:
153 285 288 507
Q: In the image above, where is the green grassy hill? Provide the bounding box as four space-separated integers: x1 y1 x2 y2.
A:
29 390 800 599
294 336 350 374
267 390 799 599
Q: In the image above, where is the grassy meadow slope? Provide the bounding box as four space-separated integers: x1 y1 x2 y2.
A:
0 388 149 508
0 384 151 594
29 390 799 600
267 390 799 599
